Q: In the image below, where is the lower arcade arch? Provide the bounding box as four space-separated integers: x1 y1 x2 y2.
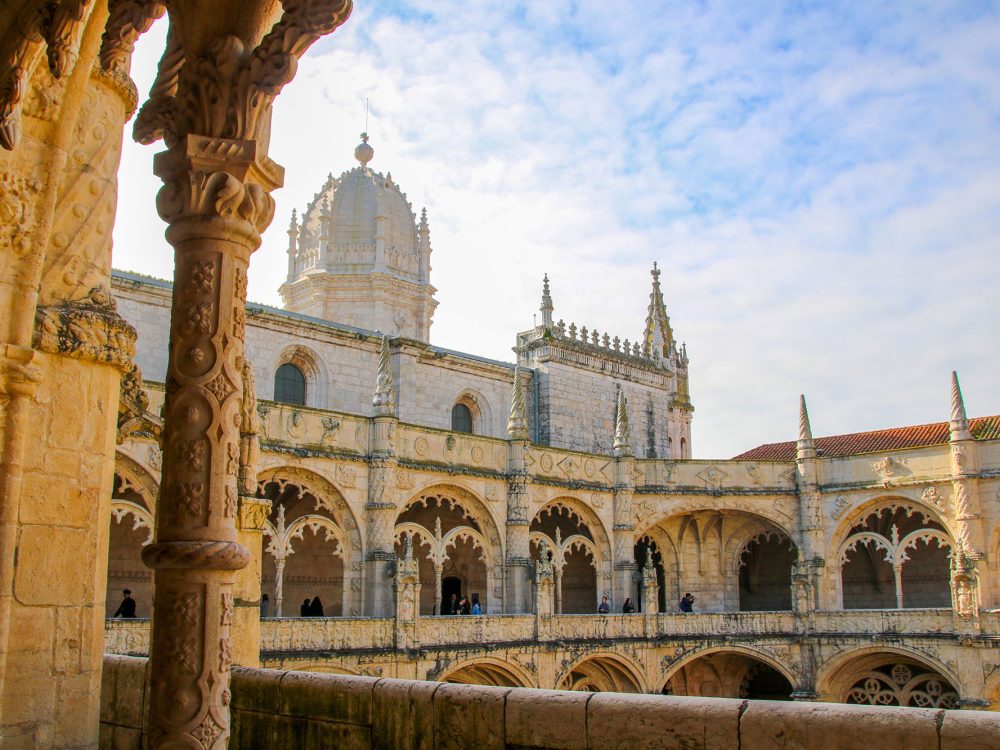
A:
557 653 645 693
818 648 961 708
661 648 794 700
439 658 535 688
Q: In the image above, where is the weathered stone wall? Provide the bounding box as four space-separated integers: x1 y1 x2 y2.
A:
100 654 1000 749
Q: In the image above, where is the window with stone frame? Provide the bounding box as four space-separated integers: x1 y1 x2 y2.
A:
451 402 474 434
274 362 306 406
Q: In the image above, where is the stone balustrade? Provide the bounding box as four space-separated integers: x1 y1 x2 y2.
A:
106 609 966 660
261 617 395 654
101 655 999 749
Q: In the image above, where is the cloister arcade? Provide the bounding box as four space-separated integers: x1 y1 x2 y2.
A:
835 501 953 610
529 500 611 613
394 487 503 615
633 509 798 612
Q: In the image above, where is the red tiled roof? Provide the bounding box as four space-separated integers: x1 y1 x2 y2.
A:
732 415 1000 461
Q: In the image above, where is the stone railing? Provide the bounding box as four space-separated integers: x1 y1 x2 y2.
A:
657 611 797 636
418 615 535 646
260 617 395 654
101 655 998 750
104 618 150 656
105 609 967 658
547 614 646 640
814 609 954 635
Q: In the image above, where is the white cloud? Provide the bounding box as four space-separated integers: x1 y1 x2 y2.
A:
112 1 1000 458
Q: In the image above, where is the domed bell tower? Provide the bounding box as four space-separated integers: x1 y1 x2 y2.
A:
279 134 438 341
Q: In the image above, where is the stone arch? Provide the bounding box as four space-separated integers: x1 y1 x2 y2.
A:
270 343 330 409
451 388 494 437
397 483 504 614
730 525 797 612
816 646 961 708
532 496 612 612
257 466 362 617
439 657 536 688
557 651 646 693
832 499 953 610
635 499 795 539
660 645 797 697
829 494 952 555
113 450 160 510
637 507 794 612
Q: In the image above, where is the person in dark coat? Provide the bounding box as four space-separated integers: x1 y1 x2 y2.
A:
447 593 458 616
679 593 695 613
451 595 463 615
459 596 471 615
113 589 136 618
309 596 324 617
300 598 311 617
622 597 635 614
597 596 610 614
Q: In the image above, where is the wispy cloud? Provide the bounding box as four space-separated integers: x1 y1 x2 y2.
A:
113 1 1000 457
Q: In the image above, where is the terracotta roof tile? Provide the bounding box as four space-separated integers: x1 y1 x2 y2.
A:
732 415 1000 461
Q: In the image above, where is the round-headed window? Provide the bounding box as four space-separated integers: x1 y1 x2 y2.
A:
274 363 306 406
451 403 473 434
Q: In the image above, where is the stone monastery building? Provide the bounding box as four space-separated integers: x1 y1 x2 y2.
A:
1 2 997 745
107 136 1000 710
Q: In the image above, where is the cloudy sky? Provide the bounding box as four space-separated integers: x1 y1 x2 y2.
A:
113 1 1000 459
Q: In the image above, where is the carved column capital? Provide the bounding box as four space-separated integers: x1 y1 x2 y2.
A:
153 135 283 247
33 300 137 369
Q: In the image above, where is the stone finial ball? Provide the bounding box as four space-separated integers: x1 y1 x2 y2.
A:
355 132 374 166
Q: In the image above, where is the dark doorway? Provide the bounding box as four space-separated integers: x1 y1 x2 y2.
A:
442 576 463 615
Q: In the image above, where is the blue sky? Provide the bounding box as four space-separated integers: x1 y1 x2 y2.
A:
113 1 1000 458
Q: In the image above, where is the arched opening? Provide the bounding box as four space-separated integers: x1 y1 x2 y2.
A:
738 533 795 611
839 505 951 609
258 476 351 617
395 490 495 615
633 536 666 612
274 362 306 405
531 503 600 614
440 659 533 688
638 509 794 612
558 655 643 693
451 402 473 434
663 651 792 700
825 653 960 708
106 471 155 619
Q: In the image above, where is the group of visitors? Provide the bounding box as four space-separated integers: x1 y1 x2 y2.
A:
300 596 325 617
445 593 482 615
596 593 696 614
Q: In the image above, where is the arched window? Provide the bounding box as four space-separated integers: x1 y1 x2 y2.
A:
274 363 306 406
451 403 473 434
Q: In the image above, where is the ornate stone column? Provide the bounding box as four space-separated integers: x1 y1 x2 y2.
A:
947 372 988 623
0 5 146 744
395 534 420 650
612 387 637 606
134 4 353 745
533 539 555 638
505 366 533 613
366 335 399 616
793 396 822 626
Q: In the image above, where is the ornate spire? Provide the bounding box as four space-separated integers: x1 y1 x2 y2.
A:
507 365 529 440
288 208 298 232
613 386 632 456
355 131 374 167
540 274 554 328
373 335 394 416
797 394 816 460
642 261 674 360
949 371 972 442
